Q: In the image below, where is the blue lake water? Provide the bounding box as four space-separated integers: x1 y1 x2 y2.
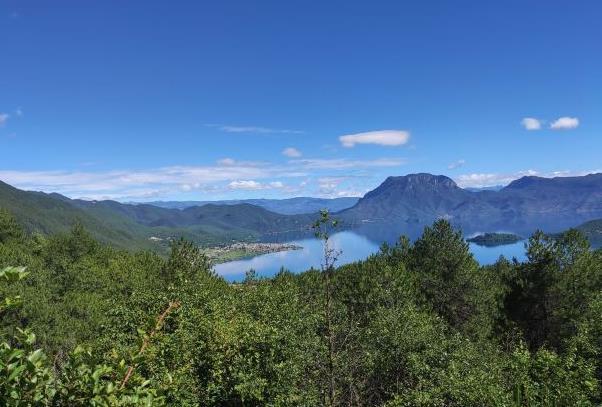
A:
213 231 527 281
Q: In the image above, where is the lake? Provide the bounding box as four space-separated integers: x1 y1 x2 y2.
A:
213 231 527 281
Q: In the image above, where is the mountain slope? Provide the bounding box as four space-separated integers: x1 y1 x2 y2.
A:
142 197 359 214
573 218 602 246
339 173 602 235
340 174 473 223
0 181 315 250
3 173 601 251
0 181 158 250
71 200 313 234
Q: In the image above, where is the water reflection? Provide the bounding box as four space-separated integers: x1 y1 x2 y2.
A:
214 230 527 282
214 231 380 281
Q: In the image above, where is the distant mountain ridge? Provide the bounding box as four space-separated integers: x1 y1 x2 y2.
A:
339 173 602 235
340 174 471 223
2 173 601 252
141 197 359 215
0 180 314 252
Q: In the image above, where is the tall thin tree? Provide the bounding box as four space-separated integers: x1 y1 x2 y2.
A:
312 210 341 406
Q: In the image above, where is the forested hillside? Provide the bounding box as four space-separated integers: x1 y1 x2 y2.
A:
0 209 600 405
2 173 602 255
0 181 314 252
143 196 359 214
574 218 602 246
0 180 187 251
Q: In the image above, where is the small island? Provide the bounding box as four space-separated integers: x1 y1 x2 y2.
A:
466 232 523 247
203 242 302 263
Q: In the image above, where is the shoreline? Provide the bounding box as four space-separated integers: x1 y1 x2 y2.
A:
203 242 303 263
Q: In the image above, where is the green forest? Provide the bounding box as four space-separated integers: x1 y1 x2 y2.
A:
0 208 600 406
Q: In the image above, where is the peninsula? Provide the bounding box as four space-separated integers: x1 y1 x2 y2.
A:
203 242 303 263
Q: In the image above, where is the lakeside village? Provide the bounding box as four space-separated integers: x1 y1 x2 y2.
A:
149 236 302 263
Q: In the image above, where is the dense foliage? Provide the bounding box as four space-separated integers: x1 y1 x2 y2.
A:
0 209 600 405
466 232 523 246
0 182 313 254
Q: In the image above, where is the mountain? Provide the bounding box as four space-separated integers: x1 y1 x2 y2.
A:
339 174 472 224
0 181 314 251
572 218 602 247
141 197 359 215
3 173 602 252
0 180 159 251
71 199 314 240
339 173 602 236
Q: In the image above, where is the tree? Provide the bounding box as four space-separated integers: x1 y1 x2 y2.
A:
312 210 341 406
409 220 482 333
0 209 24 243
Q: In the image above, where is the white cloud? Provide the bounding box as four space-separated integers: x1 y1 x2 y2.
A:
210 124 304 135
0 154 407 200
291 158 405 170
0 164 273 199
339 130 410 148
282 147 302 158
448 159 466 170
455 169 600 188
0 113 9 126
521 117 542 130
550 117 579 130
217 158 236 166
228 180 265 190
228 180 285 191
315 176 369 198
334 190 365 198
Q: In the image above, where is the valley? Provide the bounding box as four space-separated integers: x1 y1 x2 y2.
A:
4 4 601 403
2 172 602 256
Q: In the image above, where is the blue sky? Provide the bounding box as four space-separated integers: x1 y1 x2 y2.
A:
1 1 600 201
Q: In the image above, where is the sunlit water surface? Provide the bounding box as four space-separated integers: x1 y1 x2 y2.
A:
213 231 527 282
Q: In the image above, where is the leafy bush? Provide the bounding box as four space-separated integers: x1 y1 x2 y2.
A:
0 212 600 405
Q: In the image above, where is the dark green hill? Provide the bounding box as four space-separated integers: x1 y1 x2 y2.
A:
0 181 158 251
573 219 602 246
0 181 314 252
143 197 359 214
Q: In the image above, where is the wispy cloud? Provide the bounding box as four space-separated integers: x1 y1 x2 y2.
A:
208 124 304 135
0 113 9 126
550 117 579 130
228 180 285 191
314 176 367 198
521 117 542 130
290 158 405 170
455 169 600 188
282 147 302 158
0 155 406 200
448 159 466 170
339 130 410 148
0 165 272 200
228 180 265 190
217 158 236 166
